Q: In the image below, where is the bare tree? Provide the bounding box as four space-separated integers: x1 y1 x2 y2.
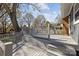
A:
0 3 43 33
32 15 46 33
2 3 21 32
23 13 34 33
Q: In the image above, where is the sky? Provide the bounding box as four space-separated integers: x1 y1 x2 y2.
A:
18 3 61 25
30 3 61 23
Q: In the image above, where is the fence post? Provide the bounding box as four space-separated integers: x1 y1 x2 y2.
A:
4 42 13 56
48 23 50 39
0 41 5 56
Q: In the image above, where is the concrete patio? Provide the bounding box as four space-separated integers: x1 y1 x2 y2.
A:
12 33 76 56
32 33 77 45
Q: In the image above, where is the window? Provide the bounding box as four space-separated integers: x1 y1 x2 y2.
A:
75 3 79 12
70 6 73 23
74 3 79 24
75 10 79 21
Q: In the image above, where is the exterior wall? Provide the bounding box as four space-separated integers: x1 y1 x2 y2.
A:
69 4 79 51
70 23 79 51
61 3 79 51
69 4 79 43
72 24 79 43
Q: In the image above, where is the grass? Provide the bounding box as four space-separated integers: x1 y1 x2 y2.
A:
1 37 14 43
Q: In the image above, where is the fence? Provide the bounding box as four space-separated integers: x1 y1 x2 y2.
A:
0 31 24 56
0 31 23 43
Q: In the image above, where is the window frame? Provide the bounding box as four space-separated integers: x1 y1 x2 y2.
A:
74 3 79 25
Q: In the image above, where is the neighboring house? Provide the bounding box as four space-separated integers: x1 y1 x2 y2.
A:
51 23 64 35
61 16 69 35
6 26 14 33
0 22 4 34
0 21 15 33
61 3 79 53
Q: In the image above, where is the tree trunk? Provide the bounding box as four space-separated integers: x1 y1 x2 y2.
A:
28 23 30 33
10 4 21 32
3 19 6 33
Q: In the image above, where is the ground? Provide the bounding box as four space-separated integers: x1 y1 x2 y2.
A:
12 32 76 56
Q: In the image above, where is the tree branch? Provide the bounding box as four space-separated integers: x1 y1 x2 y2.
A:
3 4 11 15
0 11 7 18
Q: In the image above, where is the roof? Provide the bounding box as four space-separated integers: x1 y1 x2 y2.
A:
60 3 73 18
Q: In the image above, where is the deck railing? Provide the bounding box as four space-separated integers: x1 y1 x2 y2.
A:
0 31 23 44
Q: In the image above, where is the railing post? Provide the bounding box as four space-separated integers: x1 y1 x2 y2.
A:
48 23 50 39
4 42 13 56
0 41 5 56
